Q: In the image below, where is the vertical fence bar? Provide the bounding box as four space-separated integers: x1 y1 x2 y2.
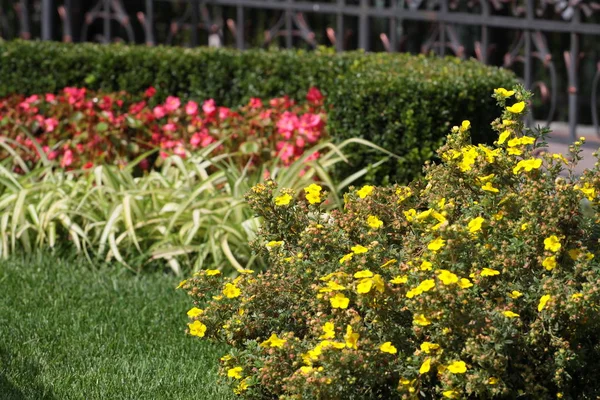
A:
479 0 489 64
285 0 293 48
336 0 345 52
439 0 447 56
358 0 369 51
524 0 533 90
236 5 245 49
42 0 54 40
103 0 111 43
191 0 199 46
389 0 397 52
18 0 30 39
568 10 580 140
145 0 155 45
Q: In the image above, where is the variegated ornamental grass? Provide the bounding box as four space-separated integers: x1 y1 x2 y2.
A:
0 136 394 274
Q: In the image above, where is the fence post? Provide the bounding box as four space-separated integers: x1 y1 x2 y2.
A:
42 0 54 40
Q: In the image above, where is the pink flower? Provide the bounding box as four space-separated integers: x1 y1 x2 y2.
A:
190 130 214 148
276 112 299 139
173 145 186 157
162 122 177 133
45 93 56 103
185 101 199 116
164 96 181 112
145 87 157 98
276 141 295 164
60 149 73 168
306 87 324 105
202 99 217 118
249 98 263 109
218 107 230 120
153 106 166 119
129 101 146 114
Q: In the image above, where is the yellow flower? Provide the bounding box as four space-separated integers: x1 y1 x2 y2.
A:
458 278 473 289
420 260 433 271
354 270 374 279
351 245 369 254
538 294 551 312
521 223 529 231
437 269 459 285
506 101 526 113
380 342 397 354
188 320 207 337
503 119 514 126
274 193 293 206
494 87 515 98
356 278 373 294
176 279 188 289
447 360 467 374
552 153 569 165
571 293 583 300
508 147 523 156
459 147 478 172
498 130 511 145
508 290 523 299
320 322 335 339
478 173 495 183
206 269 221 276
413 314 431 326
357 185 374 199
489 377 499 385
304 184 322 204
468 217 485 233
481 268 500 276
234 378 249 394
420 342 440 354
520 136 536 145
544 235 561 252
380 259 397 268
404 209 417 222
575 182 596 201
187 307 204 318
542 256 557 271
227 366 243 379
568 249 581 260
344 325 359 349
330 293 350 309
443 390 459 399
396 186 412 203
319 280 346 292
481 182 499 193
428 237 445 251
223 283 241 298
372 274 386 293
339 253 354 264
418 279 436 292
390 275 408 284
513 158 542 174
503 310 520 318
260 333 287 348
266 240 284 248
460 120 471 132
367 215 383 229
419 357 431 374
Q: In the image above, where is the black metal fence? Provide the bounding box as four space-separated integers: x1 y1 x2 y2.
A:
2 0 600 139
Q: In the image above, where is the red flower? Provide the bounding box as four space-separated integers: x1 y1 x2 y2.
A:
306 87 324 105
249 98 263 109
145 87 157 98
83 162 94 170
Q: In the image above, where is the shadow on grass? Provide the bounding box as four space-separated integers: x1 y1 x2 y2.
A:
0 345 55 400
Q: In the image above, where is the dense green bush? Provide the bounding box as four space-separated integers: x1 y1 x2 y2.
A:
0 40 516 183
182 87 600 398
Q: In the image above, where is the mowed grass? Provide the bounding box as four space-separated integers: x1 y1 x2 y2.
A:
0 253 234 400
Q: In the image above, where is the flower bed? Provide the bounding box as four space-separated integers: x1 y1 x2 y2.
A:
0 86 327 171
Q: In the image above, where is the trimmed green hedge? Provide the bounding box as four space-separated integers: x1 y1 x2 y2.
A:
0 40 516 184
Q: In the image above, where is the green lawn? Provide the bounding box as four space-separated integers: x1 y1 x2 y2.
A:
0 253 234 400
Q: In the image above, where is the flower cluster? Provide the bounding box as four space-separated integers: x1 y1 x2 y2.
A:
0 87 327 172
182 86 600 399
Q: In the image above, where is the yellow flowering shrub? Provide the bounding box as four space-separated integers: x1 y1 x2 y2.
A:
182 86 600 399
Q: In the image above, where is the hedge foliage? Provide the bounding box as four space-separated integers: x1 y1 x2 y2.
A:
0 40 516 183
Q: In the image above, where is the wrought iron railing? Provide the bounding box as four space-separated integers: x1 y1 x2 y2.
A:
2 0 600 140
